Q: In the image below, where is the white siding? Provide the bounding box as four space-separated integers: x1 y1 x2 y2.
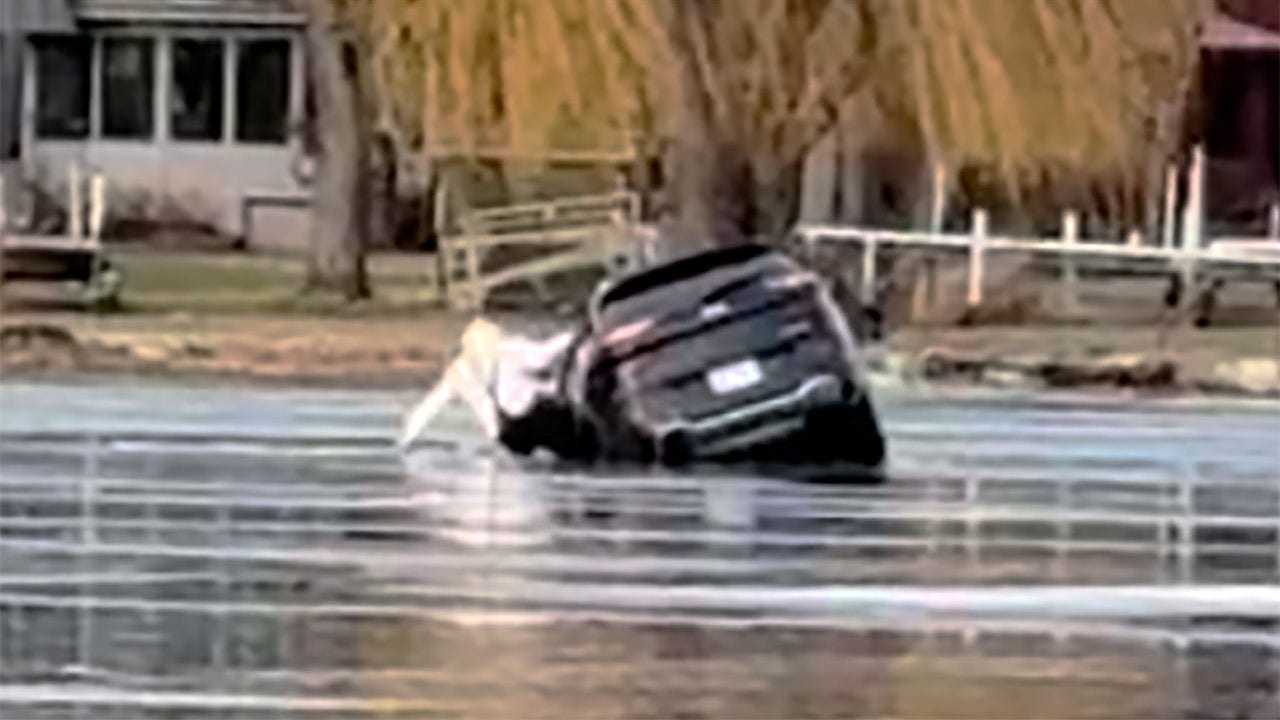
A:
23 26 310 240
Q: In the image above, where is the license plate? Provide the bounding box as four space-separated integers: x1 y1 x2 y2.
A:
707 358 763 395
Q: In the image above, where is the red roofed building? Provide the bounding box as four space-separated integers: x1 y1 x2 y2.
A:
1196 0 1280 235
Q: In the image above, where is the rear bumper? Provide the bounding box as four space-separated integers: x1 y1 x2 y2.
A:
651 375 848 459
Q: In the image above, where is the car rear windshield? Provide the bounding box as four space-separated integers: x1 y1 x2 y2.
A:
599 244 774 307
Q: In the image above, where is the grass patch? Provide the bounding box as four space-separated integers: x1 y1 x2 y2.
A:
113 249 442 315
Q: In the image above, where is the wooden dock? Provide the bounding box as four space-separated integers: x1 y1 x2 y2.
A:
0 168 121 309
0 234 121 309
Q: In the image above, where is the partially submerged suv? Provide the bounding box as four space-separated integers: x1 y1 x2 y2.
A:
566 243 886 475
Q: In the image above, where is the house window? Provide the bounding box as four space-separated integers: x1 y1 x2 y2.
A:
236 39 290 143
171 39 224 141
102 37 155 139
34 37 91 140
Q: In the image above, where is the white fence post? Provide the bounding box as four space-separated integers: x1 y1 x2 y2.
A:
1162 163 1178 250
929 162 947 236
89 173 106 242
608 206 631 272
69 162 84 239
912 162 947 321
465 244 481 310
1268 201 1279 240
1179 145 1204 289
910 257 935 322
1060 211 1079 314
860 238 877 306
433 179 450 300
967 209 987 307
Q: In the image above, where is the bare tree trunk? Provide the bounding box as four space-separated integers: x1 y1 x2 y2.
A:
655 3 841 255
752 159 805 240
304 7 369 300
659 3 753 254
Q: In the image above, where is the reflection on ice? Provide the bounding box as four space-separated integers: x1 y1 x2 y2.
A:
401 444 772 548
403 451 550 548
3 382 1278 719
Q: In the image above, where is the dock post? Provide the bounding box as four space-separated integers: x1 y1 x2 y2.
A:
1179 146 1204 294
464 244 481 311
1162 163 1178 249
860 236 877 306
912 162 947 320
1060 211 1080 314
89 173 106 242
929 162 947 236
910 260 935 322
433 178 450 301
69 162 84 239
802 230 817 265
967 209 987 308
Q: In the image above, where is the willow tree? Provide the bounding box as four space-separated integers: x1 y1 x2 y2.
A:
333 0 1203 256
304 0 371 299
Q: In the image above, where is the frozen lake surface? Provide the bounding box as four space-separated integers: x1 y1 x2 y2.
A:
1 381 1278 718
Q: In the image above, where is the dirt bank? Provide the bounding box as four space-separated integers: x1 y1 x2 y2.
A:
0 313 471 389
879 325 1280 397
2 311 1277 397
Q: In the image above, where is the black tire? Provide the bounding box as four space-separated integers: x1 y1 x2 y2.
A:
497 412 538 456
803 395 886 470
657 431 693 467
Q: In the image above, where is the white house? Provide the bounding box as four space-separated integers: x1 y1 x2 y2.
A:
3 0 312 246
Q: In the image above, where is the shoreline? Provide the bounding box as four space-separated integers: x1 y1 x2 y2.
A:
2 313 1277 399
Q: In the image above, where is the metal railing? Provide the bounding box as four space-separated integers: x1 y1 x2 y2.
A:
795 211 1280 308
440 191 652 311
459 191 640 235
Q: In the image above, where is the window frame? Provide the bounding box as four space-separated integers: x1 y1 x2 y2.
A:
99 35 157 141
32 35 93 141
233 37 293 146
169 36 227 143
30 27 300 146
